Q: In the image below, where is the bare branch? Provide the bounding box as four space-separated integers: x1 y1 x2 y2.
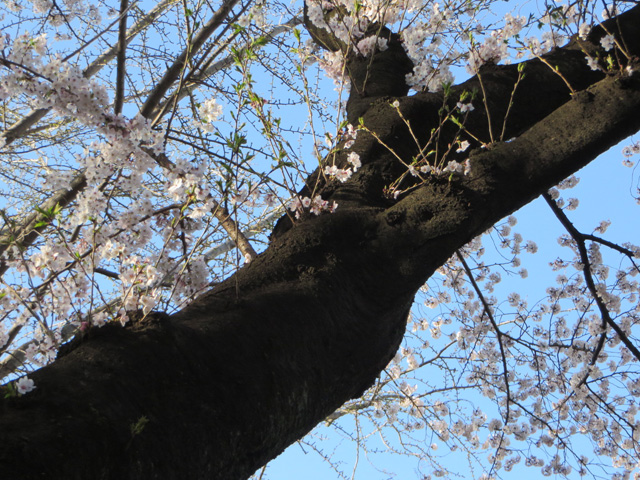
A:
83 0 179 78
543 192 640 362
210 199 258 260
204 207 283 261
148 16 304 121
456 251 512 425
140 0 241 119
114 0 129 115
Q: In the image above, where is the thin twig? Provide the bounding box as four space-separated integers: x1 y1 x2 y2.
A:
499 64 526 142
456 250 512 425
149 17 303 123
535 55 576 95
543 192 640 362
477 73 495 144
140 0 241 119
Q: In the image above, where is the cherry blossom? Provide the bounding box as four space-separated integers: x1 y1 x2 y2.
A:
601 34 616 51
15 376 35 395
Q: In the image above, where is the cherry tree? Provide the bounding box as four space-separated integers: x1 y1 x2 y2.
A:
0 0 640 478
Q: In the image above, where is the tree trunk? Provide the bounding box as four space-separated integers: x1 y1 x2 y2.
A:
2 6 640 479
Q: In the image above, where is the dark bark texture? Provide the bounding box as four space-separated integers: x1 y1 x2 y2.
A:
2 5 640 480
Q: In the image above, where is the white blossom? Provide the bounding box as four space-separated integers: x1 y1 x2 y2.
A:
16 377 36 395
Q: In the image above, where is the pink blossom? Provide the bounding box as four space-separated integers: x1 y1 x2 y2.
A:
457 140 470 152
347 152 361 169
324 164 352 182
456 102 474 113
578 23 590 40
334 168 352 182
600 34 615 52
16 377 36 395
140 294 157 314
585 55 600 71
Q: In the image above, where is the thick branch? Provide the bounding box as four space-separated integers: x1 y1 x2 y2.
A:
114 0 129 115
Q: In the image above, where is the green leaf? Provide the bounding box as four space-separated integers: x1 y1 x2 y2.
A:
33 202 62 223
450 116 463 128
3 383 17 399
252 36 268 48
130 416 149 437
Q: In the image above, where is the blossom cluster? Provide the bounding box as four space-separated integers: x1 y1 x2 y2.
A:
198 98 224 133
323 151 361 182
288 194 338 218
318 50 348 86
418 159 471 177
622 141 640 170
306 0 462 91
466 13 527 74
308 0 628 93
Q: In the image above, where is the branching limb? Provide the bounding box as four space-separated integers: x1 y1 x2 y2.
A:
456 251 511 424
0 173 87 277
543 192 640 362
140 0 241 119
582 232 640 272
147 16 304 121
1 0 177 146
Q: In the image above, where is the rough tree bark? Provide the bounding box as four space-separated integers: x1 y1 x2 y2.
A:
1 5 640 480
